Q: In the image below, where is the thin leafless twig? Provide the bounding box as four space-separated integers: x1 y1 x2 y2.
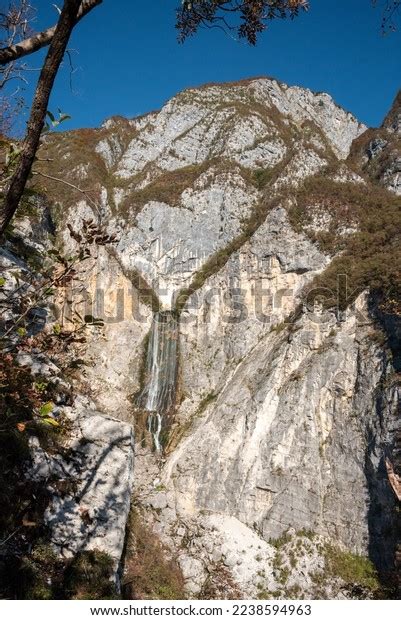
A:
32 169 102 217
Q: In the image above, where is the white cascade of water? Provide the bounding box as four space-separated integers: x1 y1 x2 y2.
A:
147 412 162 452
138 311 178 451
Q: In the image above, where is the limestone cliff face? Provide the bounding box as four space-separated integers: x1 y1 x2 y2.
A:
5 78 400 598
38 77 365 306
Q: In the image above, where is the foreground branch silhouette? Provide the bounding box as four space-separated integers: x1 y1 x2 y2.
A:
0 0 101 236
0 0 102 66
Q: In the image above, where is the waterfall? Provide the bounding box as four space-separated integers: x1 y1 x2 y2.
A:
138 311 178 451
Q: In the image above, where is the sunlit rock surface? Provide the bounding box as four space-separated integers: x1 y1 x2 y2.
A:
8 77 399 598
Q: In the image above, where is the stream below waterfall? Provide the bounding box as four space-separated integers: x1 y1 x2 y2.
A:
138 311 179 451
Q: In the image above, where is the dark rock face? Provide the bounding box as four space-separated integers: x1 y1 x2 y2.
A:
348 90 401 196
382 90 401 136
367 138 388 160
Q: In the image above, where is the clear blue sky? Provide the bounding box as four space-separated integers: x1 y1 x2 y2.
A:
21 0 401 131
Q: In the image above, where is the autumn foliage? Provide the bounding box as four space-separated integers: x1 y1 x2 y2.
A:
177 0 309 45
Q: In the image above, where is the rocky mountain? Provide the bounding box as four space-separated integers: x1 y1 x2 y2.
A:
349 90 401 195
1 77 400 599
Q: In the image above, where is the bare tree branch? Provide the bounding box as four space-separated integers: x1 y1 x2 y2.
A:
0 0 86 235
0 1 35 133
32 169 102 216
0 0 102 66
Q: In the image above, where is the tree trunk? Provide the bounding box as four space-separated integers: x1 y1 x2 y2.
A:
0 0 84 237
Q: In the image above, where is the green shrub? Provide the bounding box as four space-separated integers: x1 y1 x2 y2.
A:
2 543 117 600
64 550 117 600
323 544 380 592
123 508 186 600
290 175 401 314
8 543 60 600
0 351 59 538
